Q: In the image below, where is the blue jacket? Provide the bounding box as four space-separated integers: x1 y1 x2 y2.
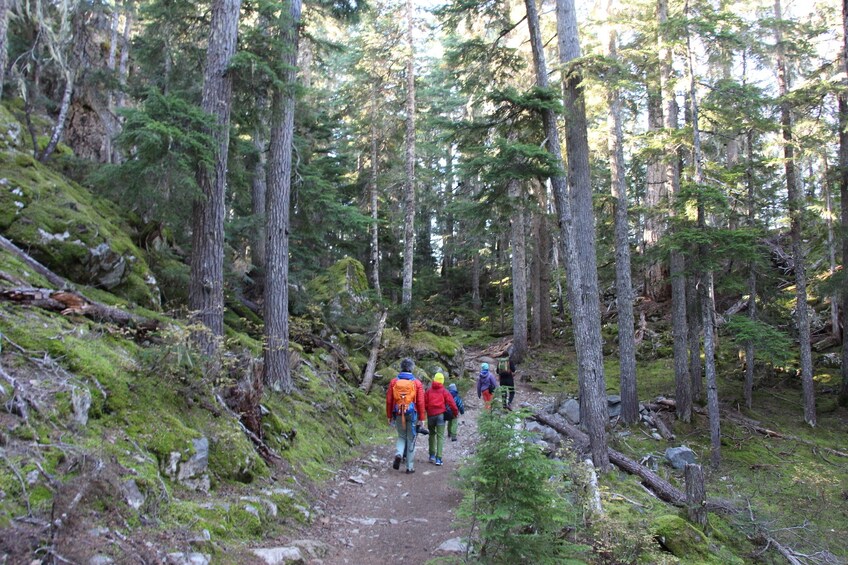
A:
449 389 465 414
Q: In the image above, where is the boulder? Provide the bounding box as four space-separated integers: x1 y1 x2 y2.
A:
607 394 622 418
122 479 145 510
86 243 127 289
558 398 580 425
436 537 469 554
251 547 305 565
665 446 697 470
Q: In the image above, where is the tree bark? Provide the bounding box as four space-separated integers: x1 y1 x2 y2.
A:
509 179 528 362
360 310 388 393
774 0 815 425
684 464 707 527
840 0 848 407
643 80 667 299
556 0 610 470
605 0 638 424
38 69 75 162
0 0 8 100
823 154 839 341
251 125 268 297
369 82 382 299
530 208 542 347
114 2 133 111
745 131 757 409
264 0 301 393
189 0 241 359
400 0 416 334
658 0 691 423
686 17 720 465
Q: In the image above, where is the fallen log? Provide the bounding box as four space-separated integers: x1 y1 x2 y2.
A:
0 234 67 289
360 310 388 394
534 412 735 513
0 287 159 331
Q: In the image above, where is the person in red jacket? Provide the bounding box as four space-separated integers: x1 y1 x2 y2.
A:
386 358 426 473
424 372 459 466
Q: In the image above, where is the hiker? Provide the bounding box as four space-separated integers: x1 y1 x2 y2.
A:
496 349 517 410
446 383 465 441
386 357 426 473
424 372 459 466
477 362 498 410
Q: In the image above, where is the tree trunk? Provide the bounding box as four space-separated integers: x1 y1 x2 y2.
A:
0 0 8 100
251 125 268 297
555 0 610 470
823 154 839 340
264 0 301 393
684 464 707 527
189 0 241 359
472 250 481 312
369 82 382 299
400 0 416 334
443 143 455 276
114 2 133 111
509 180 529 361
38 68 75 162
359 310 388 393
605 0 638 424
643 80 667 299
530 208 542 347
745 131 757 409
686 15 720 463
658 0 691 423
774 0 815 426
840 0 848 407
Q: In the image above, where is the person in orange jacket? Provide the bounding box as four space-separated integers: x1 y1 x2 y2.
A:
424 372 459 466
386 358 426 473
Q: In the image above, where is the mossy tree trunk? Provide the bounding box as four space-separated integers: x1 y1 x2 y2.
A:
189 0 241 359
264 0 301 393
0 0 8 100
745 131 757 409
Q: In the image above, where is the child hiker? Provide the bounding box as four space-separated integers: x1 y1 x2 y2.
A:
446 383 465 441
424 373 459 466
477 362 498 410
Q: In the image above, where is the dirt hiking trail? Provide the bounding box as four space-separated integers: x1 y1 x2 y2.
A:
271 344 550 565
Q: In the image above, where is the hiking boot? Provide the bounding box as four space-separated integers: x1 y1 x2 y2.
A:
450 436 457 442
393 455 401 470
429 455 436 464
435 457 443 466
406 468 415 474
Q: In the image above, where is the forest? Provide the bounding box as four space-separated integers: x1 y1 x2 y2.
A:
0 0 847 563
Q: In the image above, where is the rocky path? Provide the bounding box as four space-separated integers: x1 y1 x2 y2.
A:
251 344 554 564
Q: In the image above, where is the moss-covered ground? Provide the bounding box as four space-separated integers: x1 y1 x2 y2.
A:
503 328 848 564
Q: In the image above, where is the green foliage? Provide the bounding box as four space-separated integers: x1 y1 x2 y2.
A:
457 407 584 563
89 91 216 248
724 314 793 367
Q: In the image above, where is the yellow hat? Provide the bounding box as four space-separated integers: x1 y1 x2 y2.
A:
434 373 445 384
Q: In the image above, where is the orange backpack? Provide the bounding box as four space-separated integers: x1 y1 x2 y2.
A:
393 377 417 426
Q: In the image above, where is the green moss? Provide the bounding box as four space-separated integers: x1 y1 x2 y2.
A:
0 142 158 307
411 331 462 359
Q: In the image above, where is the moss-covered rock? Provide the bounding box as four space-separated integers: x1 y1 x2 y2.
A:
306 256 375 329
652 514 744 564
0 143 159 308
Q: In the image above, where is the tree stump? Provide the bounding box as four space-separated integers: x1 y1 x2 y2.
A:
684 463 707 527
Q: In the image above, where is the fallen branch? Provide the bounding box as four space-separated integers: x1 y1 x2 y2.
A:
214 393 283 463
534 412 735 513
0 287 159 331
360 310 388 394
766 536 804 565
650 410 675 440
